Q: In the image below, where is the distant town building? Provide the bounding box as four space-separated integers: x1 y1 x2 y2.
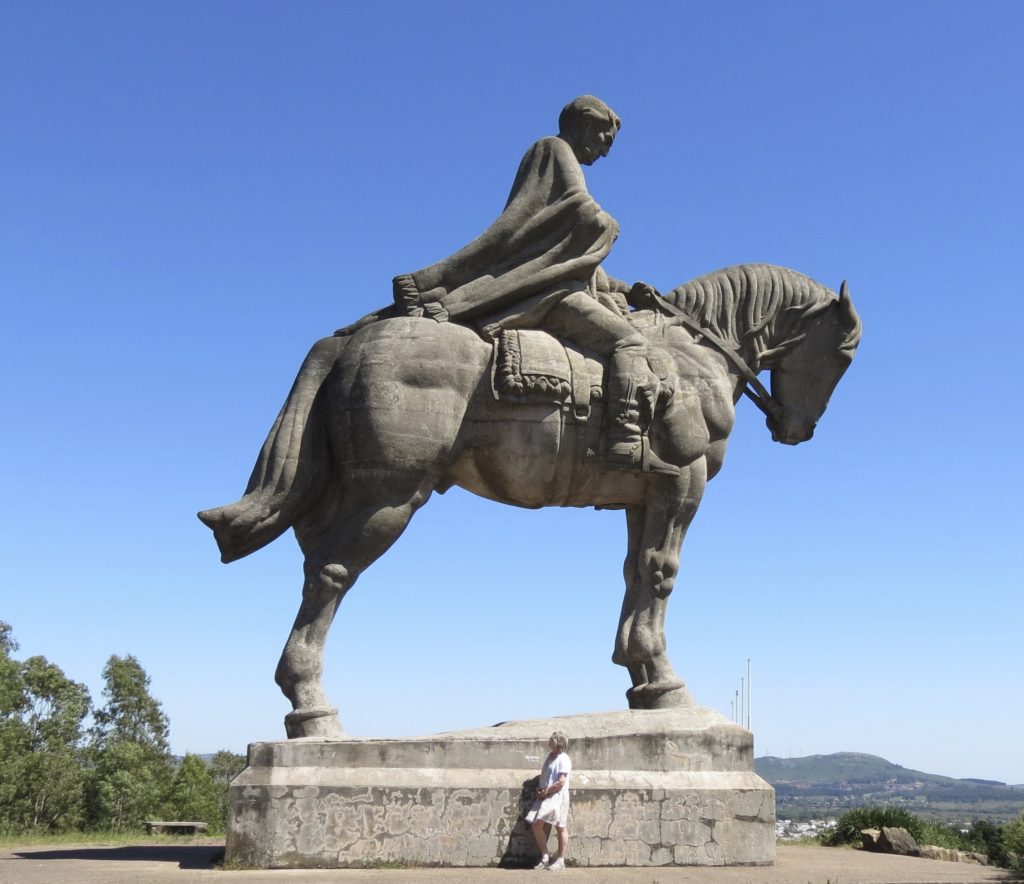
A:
775 818 837 840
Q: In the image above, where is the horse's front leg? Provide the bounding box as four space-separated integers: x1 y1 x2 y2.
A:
623 458 707 709
613 501 688 709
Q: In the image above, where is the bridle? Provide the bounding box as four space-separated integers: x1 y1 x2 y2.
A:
653 297 787 424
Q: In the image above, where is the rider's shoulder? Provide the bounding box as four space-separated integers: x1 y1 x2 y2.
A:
526 135 575 161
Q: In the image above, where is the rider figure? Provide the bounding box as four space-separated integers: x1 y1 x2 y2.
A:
392 95 677 475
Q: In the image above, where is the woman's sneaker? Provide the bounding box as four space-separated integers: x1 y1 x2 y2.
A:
533 855 550 869
547 857 565 870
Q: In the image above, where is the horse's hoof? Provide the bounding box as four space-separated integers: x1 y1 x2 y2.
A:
285 705 345 738
642 683 693 709
625 685 649 709
647 675 685 691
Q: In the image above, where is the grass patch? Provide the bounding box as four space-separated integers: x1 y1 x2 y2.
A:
215 852 263 871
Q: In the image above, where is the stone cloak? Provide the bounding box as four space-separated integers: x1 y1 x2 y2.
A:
407 135 619 330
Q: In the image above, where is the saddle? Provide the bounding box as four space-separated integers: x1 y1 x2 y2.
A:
491 330 603 422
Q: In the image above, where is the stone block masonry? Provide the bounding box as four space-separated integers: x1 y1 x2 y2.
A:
227 707 775 868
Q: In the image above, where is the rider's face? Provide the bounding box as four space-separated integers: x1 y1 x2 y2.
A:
573 118 617 166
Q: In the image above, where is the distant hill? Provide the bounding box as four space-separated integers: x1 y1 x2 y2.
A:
756 752 995 787
755 752 1024 824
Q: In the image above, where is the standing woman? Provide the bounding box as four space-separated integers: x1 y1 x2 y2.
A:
526 731 572 870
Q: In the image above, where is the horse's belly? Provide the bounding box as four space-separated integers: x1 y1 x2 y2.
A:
446 405 587 508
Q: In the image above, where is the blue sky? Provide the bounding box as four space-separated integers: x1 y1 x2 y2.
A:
2 2 1022 784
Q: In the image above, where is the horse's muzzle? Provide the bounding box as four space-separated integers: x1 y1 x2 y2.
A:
767 413 814 446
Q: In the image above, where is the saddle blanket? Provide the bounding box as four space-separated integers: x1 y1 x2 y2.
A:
492 329 603 422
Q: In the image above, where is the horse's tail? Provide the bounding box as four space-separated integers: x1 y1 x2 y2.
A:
197 335 347 563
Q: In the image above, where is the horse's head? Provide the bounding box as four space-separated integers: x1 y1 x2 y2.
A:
761 281 861 445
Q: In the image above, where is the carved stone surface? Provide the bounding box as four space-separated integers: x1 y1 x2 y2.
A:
227 708 775 868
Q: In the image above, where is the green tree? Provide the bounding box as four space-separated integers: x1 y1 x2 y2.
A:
166 754 223 831
208 750 246 830
17 655 91 830
1004 811 1024 873
0 622 27 833
0 622 25 713
90 655 169 752
86 655 173 830
967 819 1008 867
88 740 171 830
209 749 246 787
0 624 92 833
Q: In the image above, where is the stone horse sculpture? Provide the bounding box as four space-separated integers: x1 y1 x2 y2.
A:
199 263 860 738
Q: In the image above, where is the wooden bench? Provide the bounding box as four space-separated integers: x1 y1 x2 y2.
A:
144 820 209 835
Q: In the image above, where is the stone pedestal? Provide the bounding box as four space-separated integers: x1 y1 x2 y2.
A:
227 707 775 868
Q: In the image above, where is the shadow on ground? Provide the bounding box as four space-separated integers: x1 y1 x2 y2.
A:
13 845 222 870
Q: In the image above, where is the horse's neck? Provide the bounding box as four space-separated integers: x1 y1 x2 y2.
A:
664 266 818 370
654 324 747 398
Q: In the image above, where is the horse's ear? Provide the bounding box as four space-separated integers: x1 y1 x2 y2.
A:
836 279 862 351
838 280 858 326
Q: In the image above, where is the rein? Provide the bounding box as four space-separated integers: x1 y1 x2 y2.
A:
652 297 786 423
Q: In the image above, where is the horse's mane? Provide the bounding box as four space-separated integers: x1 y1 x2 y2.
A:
662 264 860 365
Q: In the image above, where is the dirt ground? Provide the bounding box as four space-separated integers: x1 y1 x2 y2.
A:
0 843 1018 884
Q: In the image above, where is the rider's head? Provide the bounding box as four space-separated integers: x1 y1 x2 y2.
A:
559 95 621 166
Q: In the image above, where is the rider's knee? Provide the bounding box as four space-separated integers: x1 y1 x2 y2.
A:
612 332 646 355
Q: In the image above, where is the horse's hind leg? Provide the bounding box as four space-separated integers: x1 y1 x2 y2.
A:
275 472 436 738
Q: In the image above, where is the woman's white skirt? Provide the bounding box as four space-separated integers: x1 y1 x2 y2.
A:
525 789 570 828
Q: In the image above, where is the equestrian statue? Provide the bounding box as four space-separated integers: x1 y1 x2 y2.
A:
198 96 861 738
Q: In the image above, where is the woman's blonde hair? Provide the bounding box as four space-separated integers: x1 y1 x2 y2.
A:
550 731 569 753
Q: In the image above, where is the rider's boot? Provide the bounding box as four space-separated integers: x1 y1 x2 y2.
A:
605 349 680 476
